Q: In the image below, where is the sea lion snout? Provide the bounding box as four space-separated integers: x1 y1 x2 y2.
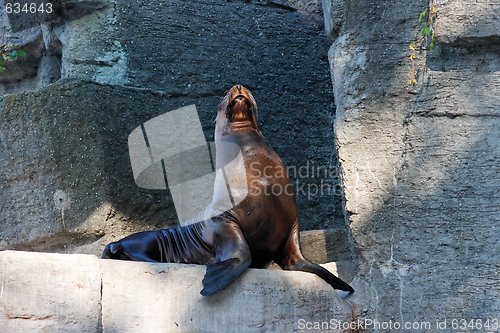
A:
218 85 259 131
230 94 251 115
227 85 251 103
228 85 251 109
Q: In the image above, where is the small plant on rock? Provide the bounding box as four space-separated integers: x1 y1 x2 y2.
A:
0 45 27 72
408 0 438 85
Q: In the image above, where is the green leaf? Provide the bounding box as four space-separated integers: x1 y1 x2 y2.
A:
429 32 436 52
16 50 26 57
419 25 431 37
418 9 428 25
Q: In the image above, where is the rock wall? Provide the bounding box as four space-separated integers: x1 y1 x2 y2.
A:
1 0 346 252
1 0 498 331
0 81 178 252
323 0 499 330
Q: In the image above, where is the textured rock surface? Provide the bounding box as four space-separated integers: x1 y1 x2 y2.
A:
1 0 345 253
300 228 351 264
0 0 113 92
0 81 178 252
0 250 354 333
0 77 347 253
324 0 500 329
436 0 500 46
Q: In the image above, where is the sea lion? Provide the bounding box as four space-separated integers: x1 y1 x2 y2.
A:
102 85 354 296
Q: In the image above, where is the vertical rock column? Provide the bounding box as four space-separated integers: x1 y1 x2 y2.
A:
323 0 499 328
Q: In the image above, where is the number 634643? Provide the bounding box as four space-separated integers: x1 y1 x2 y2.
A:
5 2 53 14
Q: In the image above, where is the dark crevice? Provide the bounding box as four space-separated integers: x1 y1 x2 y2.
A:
98 265 104 333
412 111 499 119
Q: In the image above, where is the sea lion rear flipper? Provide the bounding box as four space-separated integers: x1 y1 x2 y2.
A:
277 219 354 293
200 220 251 296
283 260 354 293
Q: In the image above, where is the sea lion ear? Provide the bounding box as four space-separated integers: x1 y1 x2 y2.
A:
218 91 231 112
252 103 258 116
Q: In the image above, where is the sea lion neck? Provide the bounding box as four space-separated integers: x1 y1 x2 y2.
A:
216 119 260 135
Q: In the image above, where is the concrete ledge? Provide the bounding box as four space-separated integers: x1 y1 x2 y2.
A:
0 251 101 333
0 251 353 333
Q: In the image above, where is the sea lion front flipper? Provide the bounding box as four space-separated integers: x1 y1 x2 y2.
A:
276 220 354 293
200 219 251 296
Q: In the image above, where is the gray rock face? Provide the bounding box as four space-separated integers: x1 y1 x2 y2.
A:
324 0 500 329
0 0 76 93
113 0 342 230
436 0 500 46
0 81 178 252
0 0 345 253
0 250 353 333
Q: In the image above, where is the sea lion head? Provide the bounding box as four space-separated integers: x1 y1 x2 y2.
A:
216 85 260 134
